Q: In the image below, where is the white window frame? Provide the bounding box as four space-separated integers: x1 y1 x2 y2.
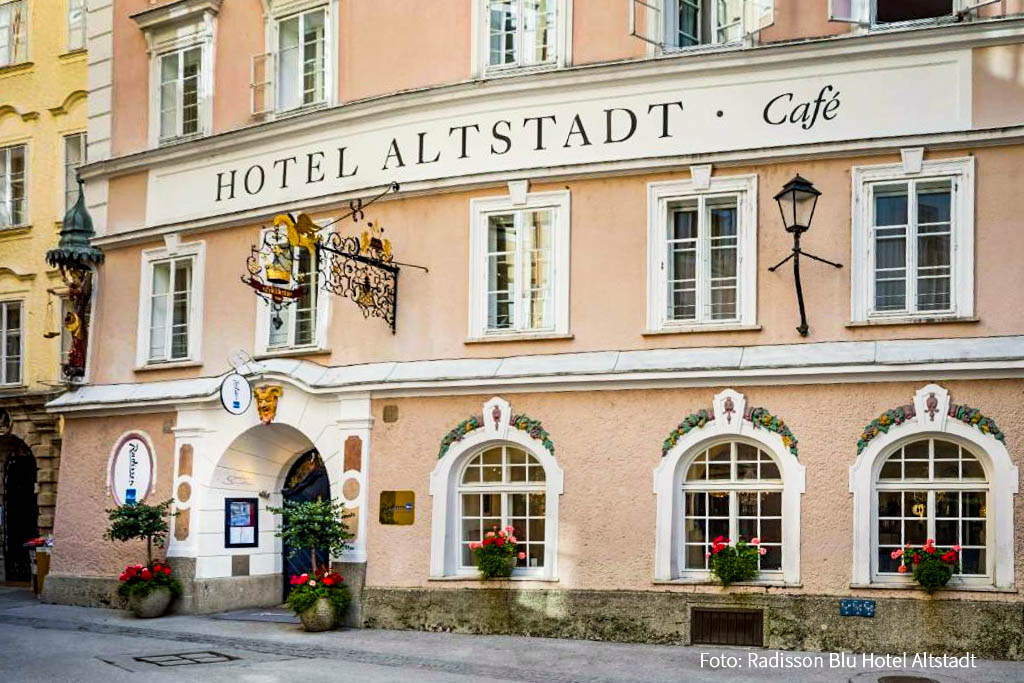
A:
0 143 27 229
850 156 974 324
828 1 998 29
646 174 757 333
662 0 744 51
155 45 206 144
67 0 87 52
429 397 564 580
472 0 572 77
468 188 571 341
0 299 23 386
654 390 805 584
850 384 1017 590
253 227 331 356
273 4 331 113
0 0 29 67
136 236 206 367
631 0 773 56
136 2 217 148
63 132 86 213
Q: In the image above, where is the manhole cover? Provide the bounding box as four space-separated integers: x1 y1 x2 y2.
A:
133 651 240 667
878 676 939 683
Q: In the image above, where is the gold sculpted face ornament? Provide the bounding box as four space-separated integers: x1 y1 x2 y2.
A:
254 385 283 424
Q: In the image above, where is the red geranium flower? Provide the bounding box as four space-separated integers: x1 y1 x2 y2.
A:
118 573 128 582
163 566 172 576
140 569 152 581
323 577 334 586
126 567 137 578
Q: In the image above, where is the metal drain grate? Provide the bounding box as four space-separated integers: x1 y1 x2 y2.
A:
133 651 241 667
877 676 939 683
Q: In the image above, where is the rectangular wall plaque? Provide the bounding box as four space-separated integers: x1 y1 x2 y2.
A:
224 497 259 548
839 599 875 617
379 491 415 525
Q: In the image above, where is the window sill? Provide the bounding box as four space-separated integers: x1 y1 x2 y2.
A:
0 225 32 237
429 574 558 583
273 101 330 121
643 324 761 336
134 359 203 372
0 384 28 393
482 62 560 79
253 346 332 360
660 40 745 57
850 581 1015 594
846 315 978 328
465 332 573 344
0 61 34 77
654 578 799 588
58 49 87 62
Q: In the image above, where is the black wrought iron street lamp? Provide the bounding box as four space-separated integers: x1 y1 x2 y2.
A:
768 175 842 337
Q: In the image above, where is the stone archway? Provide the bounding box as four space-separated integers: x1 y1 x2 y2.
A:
0 434 37 583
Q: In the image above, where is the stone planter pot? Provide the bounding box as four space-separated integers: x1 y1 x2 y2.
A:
129 586 173 618
299 597 337 632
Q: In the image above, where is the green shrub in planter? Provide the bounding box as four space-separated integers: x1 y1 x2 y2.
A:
891 540 960 593
117 561 183 600
708 536 763 587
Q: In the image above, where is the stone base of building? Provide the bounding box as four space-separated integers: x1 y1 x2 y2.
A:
361 588 1024 660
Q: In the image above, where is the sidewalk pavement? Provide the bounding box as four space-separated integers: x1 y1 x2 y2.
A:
1 588 1022 682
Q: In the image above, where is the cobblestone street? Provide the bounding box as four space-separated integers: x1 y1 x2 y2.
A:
0 589 1021 683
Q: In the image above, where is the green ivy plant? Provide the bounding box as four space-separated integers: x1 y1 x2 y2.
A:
267 498 353 574
104 499 177 565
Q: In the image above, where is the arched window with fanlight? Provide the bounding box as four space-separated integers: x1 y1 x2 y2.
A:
850 384 1017 590
653 390 805 585
458 445 547 572
681 441 784 576
429 397 564 580
874 438 989 580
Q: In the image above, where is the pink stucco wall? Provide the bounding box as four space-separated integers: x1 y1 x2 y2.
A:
50 412 176 576
365 379 1024 600
92 145 1024 386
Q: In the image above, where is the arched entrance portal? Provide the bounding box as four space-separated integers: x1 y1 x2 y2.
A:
281 449 330 598
1 436 37 583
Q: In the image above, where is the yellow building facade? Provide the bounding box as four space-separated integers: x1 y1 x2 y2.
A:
0 0 87 583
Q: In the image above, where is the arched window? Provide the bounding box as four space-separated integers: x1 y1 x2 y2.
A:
681 441 783 574
874 438 988 578
458 445 547 570
654 390 805 584
850 384 1017 589
429 398 563 580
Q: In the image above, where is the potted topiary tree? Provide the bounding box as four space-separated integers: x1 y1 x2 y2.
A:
105 499 182 618
268 498 353 631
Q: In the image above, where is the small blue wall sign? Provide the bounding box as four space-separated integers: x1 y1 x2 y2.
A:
839 599 875 617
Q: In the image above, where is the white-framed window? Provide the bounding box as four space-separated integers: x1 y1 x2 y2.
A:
646 174 757 332
251 1 335 117
474 0 571 76
67 0 86 51
63 132 86 213
629 0 773 53
458 445 548 570
0 0 28 67
0 300 22 385
681 441 783 574
654 390 804 584
158 46 204 143
276 7 326 112
136 238 205 367
828 0 998 28
850 384 1017 590
429 398 564 580
468 189 570 340
0 143 27 228
850 157 974 323
254 230 330 355
874 438 988 578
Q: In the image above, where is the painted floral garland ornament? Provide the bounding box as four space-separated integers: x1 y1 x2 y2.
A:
437 412 555 459
660 404 799 458
745 406 799 457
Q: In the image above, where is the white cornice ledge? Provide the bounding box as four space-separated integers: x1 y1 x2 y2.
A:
130 0 221 31
45 335 1024 413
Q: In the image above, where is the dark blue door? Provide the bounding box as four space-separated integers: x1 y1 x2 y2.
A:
281 449 330 599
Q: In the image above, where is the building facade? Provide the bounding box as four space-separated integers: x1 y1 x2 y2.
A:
41 0 1024 657
0 0 88 583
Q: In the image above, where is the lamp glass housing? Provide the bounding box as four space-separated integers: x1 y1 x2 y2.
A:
774 175 821 233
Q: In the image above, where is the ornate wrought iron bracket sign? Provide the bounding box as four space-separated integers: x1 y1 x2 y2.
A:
242 182 427 334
